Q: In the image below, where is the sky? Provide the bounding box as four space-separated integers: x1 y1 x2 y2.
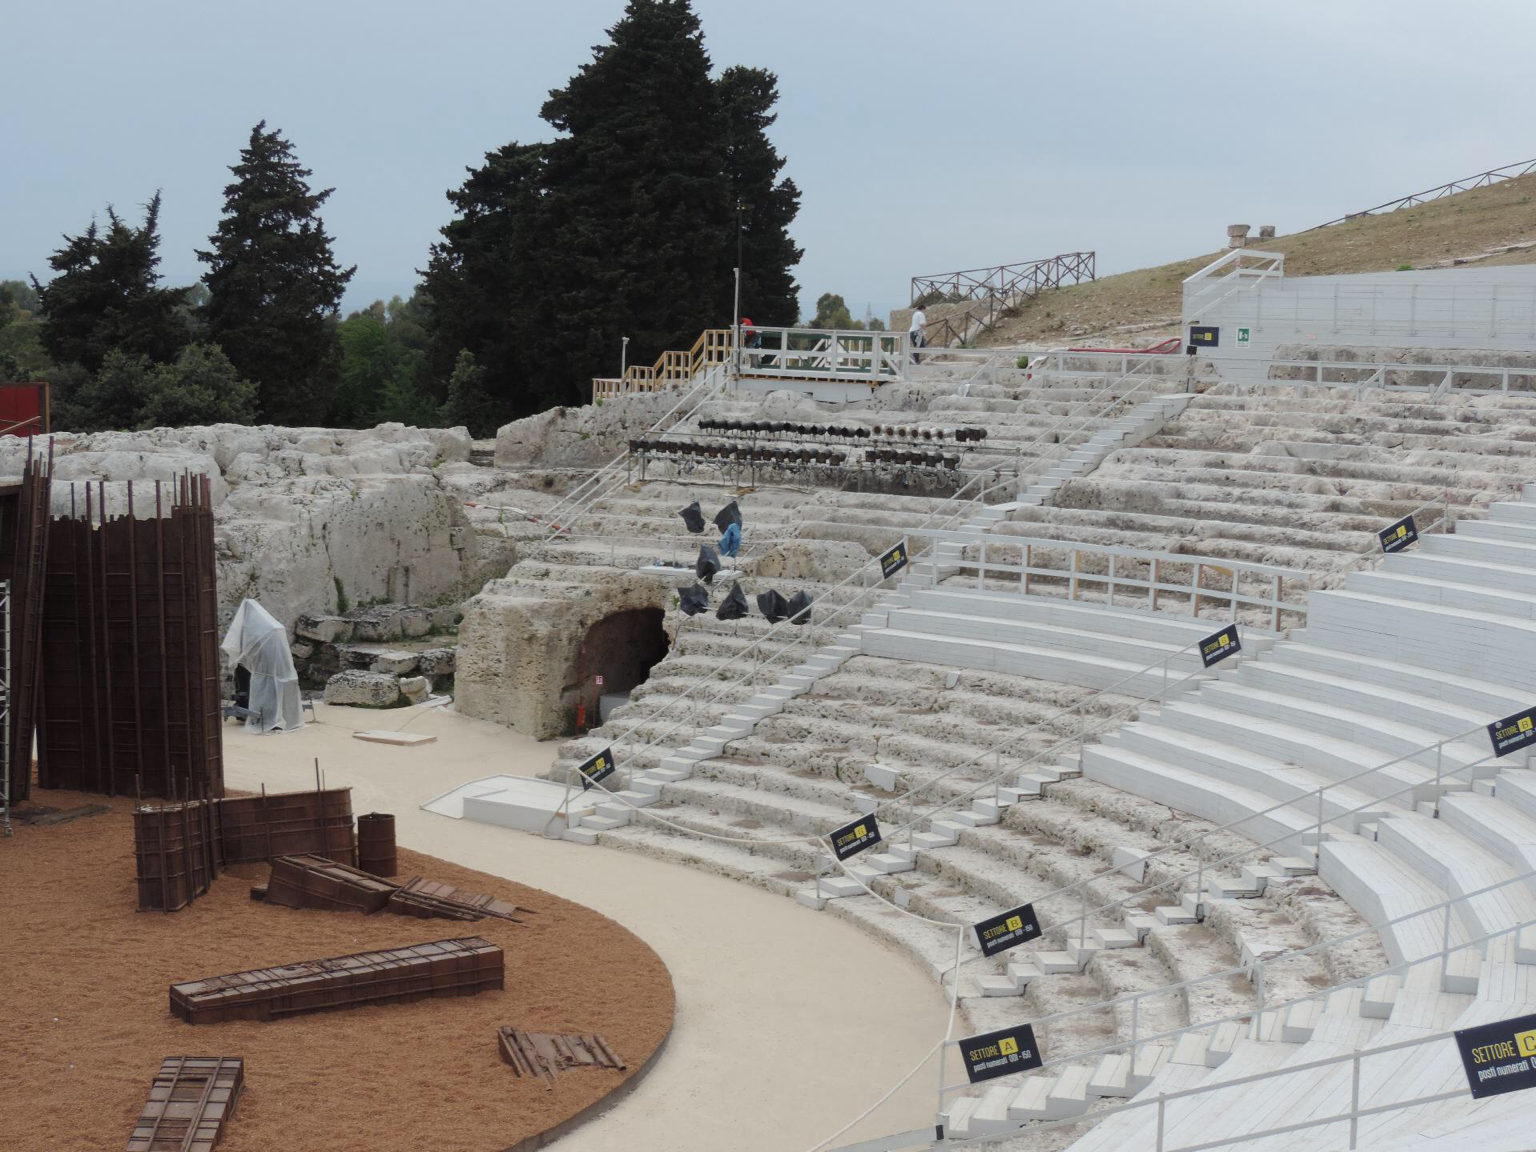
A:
5 0 1534 327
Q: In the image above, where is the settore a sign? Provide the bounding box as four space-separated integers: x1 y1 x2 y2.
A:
1487 706 1536 759
1199 627 1241 668
1456 1011 1536 1098
880 539 909 580
829 814 881 861
973 903 1042 957
958 1023 1044 1084
576 746 616 790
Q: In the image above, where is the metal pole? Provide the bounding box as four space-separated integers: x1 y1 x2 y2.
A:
1349 1053 1361 1150
1195 834 1205 920
1253 961 1265 1040
1 582 10 837
621 336 629 379
1156 1094 1166 1152
1440 898 1453 986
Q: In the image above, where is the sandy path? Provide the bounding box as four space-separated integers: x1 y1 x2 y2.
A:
222 700 952 1150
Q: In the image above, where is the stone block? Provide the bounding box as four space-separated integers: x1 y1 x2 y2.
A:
323 670 404 708
429 605 462 631
346 605 403 641
399 675 431 705
297 613 352 643
399 607 433 637
417 647 457 677
334 644 377 670
369 650 419 675
290 638 316 660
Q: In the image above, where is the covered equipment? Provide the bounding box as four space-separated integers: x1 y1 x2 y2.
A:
220 598 305 732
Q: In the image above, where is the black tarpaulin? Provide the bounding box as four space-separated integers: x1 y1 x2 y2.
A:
695 544 721 584
679 501 706 533
716 582 749 621
756 589 789 623
679 584 710 616
713 500 742 532
787 590 813 625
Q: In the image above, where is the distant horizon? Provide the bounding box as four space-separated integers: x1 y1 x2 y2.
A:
8 1 1534 330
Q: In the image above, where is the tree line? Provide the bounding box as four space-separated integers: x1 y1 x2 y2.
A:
5 0 804 438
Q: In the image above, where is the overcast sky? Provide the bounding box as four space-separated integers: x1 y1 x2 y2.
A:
6 1 1533 325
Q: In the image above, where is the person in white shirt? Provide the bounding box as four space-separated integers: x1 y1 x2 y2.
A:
909 307 927 363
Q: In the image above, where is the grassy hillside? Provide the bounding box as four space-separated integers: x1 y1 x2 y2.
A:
982 171 1536 347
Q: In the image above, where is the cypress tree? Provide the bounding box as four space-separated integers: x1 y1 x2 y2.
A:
537 0 734 406
199 121 355 424
717 66 802 326
33 194 189 372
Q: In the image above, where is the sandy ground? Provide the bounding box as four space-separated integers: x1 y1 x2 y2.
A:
0 785 673 1152
219 699 953 1151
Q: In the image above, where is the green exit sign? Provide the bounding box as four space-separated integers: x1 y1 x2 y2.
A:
1237 327 1251 345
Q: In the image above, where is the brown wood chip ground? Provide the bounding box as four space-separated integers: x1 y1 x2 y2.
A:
497 1028 625 1088
126 1056 243 1152
262 854 396 914
387 876 533 923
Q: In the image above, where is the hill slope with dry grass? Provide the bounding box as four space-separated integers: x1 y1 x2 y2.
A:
980 171 1536 347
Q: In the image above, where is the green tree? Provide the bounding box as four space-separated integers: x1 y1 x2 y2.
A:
809 292 855 330
139 343 258 428
439 348 499 437
32 194 189 372
199 121 355 424
332 295 436 427
0 280 52 378
717 66 802 326
536 0 734 407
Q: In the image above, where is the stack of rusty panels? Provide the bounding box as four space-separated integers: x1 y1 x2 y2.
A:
169 938 504 1024
218 788 355 865
497 1028 625 1086
388 877 533 923
263 854 396 914
126 1056 243 1152
134 799 222 912
37 475 222 800
0 447 53 803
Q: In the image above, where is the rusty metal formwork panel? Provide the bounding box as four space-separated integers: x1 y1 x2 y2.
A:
263 854 396 914
126 1056 243 1152
169 937 504 1024
38 475 221 799
218 787 355 865
0 445 53 804
497 1028 625 1087
388 877 534 923
134 795 223 912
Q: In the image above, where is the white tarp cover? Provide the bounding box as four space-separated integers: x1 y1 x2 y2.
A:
220 599 304 733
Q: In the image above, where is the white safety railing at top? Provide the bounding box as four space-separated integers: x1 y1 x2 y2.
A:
1183 248 1286 322
905 526 1311 633
739 326 908 382
1224 355 1536 398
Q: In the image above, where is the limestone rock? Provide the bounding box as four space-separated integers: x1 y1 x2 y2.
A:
297 613 352 643
430 605 462 631
399 675 431 705
346 605 402 642
399 607 433 637
290 639 316 660
323 670 404 708
369 650 419 675
417 647 457 677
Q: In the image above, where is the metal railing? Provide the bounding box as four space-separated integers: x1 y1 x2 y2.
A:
1237 355 1536 397
906 527 1311 633
1183 249 1286 322
1309 156 1536 230
591 327 733 400
911 252 1096 306
738 327 908 382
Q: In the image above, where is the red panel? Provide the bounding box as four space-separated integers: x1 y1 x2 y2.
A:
0 384 44 437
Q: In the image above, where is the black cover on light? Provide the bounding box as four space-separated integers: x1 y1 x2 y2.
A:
696 544 721 584
787 590 813 625
679 584 710 616
679 501 706 533
713 500 742 532
716 582 749 621
756 588 789 623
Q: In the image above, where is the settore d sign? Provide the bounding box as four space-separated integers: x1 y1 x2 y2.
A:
1199 627 1241 668
829 814 881 861
576 746 616 790
958 1023 1043 1084
973 903 1042 957
1456 1011 1536 1098
880 539 908 580
1487 706 1536 759
1378 514 1418 555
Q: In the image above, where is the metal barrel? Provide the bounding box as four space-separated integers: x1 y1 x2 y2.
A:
356 811 397 878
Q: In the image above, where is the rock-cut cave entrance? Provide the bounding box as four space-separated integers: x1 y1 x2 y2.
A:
576 607 670 727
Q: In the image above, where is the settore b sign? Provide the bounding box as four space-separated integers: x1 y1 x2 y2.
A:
1379 514 1418 555
973 903 1042 957
1456 1011 1536 1098
880 539 909 580
576 746 616 790
1487 707 1536 758
958 1023 1044 1084
1199 627 1241 668
829 814 881 861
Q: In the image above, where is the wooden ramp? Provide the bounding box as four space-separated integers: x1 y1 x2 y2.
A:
388 877 533 923
262 854 396 914
497 1028 624 1088
126 1056 243 1151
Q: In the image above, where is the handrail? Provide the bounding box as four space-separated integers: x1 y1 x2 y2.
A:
1234 356 1536 397
1309 156 1536 230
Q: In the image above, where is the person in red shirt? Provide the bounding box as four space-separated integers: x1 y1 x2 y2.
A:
740 316 761 369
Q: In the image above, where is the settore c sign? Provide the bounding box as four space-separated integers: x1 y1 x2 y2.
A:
1199 627 1241 668
958 1023 1044 1084
576 746 616 791
973 903 1042 957
1456 1011 1536 1098
1379 514 1418 555
1487 707 1536 758
829 814 881 861
880 539 909 580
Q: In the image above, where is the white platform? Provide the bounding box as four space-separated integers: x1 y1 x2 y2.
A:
422 773 599 832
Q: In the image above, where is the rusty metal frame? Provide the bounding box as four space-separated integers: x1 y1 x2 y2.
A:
1310 157 1536 229
910 251 1096 306
0 442 52 805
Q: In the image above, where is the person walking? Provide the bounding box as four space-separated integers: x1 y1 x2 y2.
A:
909 306 927 364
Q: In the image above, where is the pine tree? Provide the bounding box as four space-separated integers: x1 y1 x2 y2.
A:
439 349 499 438
199 122 355 424
33 194 189 372
717 66 802 326
537 0 734 406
